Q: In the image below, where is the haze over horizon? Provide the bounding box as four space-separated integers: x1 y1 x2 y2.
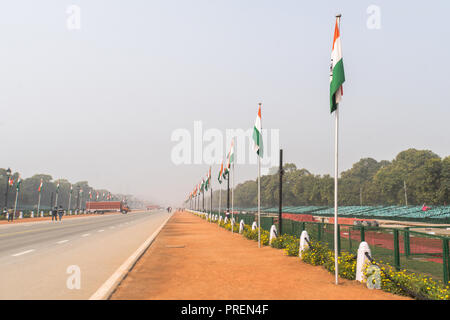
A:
0 1 449 206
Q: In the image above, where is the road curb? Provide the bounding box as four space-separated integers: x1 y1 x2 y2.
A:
89 212 174 300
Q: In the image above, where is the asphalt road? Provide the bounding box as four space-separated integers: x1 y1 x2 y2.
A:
0 209 170 299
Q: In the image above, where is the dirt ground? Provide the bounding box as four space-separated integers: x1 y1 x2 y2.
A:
0 211 121 225
111 211 409 300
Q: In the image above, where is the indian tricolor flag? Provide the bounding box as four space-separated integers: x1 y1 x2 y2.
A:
218 161 223 184
38 179 43 192
205 167 211 191
228 139 235 165
330 17 345 113
224 139 235 178
252 104 263 157
16 176 22 191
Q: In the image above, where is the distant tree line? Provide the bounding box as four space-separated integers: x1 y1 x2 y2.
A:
207 149 449 208
0 169 137 211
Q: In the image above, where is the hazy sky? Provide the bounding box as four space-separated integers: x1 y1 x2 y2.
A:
0 1 449 205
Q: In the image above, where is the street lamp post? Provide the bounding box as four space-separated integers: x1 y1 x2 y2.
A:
4 168 11 209
76 187 80 211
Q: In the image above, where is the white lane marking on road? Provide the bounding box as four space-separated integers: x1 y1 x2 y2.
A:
109 226 115 229
57 240 69 244
82 233 90 237
12 249 35 257
98 229 104 232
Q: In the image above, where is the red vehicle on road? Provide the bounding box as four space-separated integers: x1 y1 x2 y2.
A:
86 201 130 214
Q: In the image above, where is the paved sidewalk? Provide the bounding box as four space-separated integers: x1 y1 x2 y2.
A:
111 211 408 300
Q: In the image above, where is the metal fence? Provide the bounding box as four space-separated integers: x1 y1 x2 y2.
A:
277 219 450 284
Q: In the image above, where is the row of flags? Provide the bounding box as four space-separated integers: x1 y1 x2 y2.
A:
188 135 237 202
6 175 22 190
188 101 262 196
7 175 115 212
8 175 119 216
187 103 264 240
187 15 345 284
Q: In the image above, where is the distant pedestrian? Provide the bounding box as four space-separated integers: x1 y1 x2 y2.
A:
7 208 14 222
58 206 64 221
52 206 58 221
2 207 7 219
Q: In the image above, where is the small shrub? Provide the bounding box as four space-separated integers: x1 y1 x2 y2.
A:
271 234 297 250
284 239 300 256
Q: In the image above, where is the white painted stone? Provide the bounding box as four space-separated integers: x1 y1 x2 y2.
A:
224 217 228 224
356 241 372 282
239 220 245 234
269 225 278 244
218 216 223 224
19 212 23 219
299 230 310 258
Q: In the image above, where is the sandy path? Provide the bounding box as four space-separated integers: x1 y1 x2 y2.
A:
111 211 409 300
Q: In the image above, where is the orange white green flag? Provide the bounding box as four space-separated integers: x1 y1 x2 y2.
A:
252 104 263 157
218 161 223 184
330 17 345 113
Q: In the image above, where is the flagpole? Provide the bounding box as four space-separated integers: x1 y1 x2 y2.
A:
334 107 339 285
68 192 72 213
218 186 221 226
257 102 263 248
334 13 341 286
258 153 261 248
13 188 19 221
37 192 41 217
231 137 235 234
